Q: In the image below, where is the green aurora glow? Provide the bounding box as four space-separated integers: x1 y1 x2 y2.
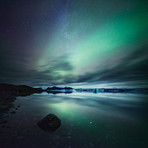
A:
36 1 148 86
1 0 148 87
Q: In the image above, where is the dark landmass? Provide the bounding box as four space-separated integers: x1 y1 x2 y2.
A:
0 83 43 96
37 114 61 132
46 86 73 94
46 86 148 94
75 88 148 93
0 83 43 113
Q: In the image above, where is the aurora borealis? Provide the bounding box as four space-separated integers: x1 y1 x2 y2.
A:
0 0 148 88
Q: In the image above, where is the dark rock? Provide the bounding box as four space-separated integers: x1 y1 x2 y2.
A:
10 111 16 114
1 125 6 128
0 120 8 124
37 114 61 132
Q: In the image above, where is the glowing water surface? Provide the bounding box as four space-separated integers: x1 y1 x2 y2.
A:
0 92 148 148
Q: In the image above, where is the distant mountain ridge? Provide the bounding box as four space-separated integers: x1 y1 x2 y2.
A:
46 86 73 94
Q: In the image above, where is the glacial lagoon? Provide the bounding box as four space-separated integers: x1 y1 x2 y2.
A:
0 92 148 148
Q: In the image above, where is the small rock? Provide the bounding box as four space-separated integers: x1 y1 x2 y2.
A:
10 111 16 114
1 125 6 128
0 120 8 124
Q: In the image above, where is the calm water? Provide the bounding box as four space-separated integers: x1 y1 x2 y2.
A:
0 92 148 148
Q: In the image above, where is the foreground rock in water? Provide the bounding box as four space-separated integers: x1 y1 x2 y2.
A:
37 114 61 132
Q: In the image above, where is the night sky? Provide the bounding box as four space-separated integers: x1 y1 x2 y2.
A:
0 0 148 88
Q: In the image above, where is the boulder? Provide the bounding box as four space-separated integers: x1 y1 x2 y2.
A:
37 114 61 132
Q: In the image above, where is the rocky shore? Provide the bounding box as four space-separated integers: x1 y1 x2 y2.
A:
0 83 43 112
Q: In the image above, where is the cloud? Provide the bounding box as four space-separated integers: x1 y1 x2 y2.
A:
74 44 148 86
0 43 148 87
